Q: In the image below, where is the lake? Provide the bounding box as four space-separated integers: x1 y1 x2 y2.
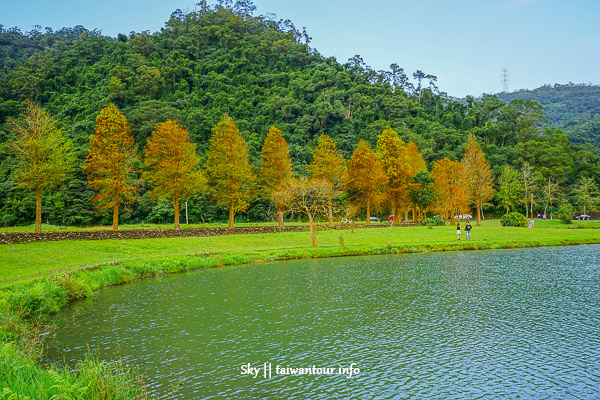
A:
46 245 600 398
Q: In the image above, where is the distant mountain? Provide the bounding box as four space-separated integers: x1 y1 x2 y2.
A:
497 84 600 151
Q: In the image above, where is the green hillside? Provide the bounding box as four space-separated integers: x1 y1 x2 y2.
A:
497 84 600 151
0 4 598 227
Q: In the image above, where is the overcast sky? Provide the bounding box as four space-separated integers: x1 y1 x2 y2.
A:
2 0 599 98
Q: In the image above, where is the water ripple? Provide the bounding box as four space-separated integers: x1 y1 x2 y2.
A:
45 245 600 399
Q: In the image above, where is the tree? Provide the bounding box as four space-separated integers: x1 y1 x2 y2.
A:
520 162 537 218
274 176 328 247
7 99 75 233
83 104 138 231
409 171 435 220
496 165 523 214
572 176 598 216
143 119 204 229
462 133 494 225
308 134 345 227
541 177 560 217
344 140 387 224
259 126 292 228
431 158 469 221
403 141 427 220
205 114 256 228
376 126 406 223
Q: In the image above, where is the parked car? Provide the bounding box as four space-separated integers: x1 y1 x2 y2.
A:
365 216 381 222
574 214 591 220
454 214 472 220
387 215 395 222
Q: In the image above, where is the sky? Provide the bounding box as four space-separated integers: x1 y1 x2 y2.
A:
2 0 599 98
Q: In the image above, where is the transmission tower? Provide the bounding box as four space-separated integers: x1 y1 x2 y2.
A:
501 68 509 92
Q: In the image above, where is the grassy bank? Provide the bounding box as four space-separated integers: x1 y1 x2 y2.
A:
0 219 599 398
2 219 599 285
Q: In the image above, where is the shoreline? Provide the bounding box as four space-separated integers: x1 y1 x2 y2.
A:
1 225 599 398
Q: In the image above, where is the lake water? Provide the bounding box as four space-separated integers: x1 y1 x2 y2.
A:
46 245 600 399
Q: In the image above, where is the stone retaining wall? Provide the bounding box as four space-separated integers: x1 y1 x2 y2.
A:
0 222 417 244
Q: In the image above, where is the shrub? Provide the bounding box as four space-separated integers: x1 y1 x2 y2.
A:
422 217 445 227
558 204 573 224
500 212 528 227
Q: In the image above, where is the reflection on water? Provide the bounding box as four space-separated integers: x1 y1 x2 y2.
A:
46 245 600 398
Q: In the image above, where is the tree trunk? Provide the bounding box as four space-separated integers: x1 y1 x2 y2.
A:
35 186 42 233
366 201 371 225
404 208 409 221
412 207 417 221
277 208 284 228
174 195 180 230
476 201 481 226
112 192 119 231
530 193 534 218
308 213 317 248
228 199 235 228
327 192 334 228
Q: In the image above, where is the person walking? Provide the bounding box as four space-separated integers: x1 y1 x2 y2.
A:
456 223 461 240
465 221 472 240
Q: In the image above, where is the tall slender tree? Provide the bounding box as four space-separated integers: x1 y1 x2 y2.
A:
345 140 387 224
572 176 598 216
308 134 345 227
205 114 256 228
431 158 469 221
541 177 559 218
83 104 138 231
143 120 204 229
376 126 406 223
462 133 494 225
8 99 75 233
496 165 523 214
259 126 293 228
520 162 537 218
403 141 427 220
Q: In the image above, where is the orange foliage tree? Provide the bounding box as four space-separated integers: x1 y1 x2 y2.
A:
344 140 387 224
143 120 204 229
430 158 469 221
308 134 346 227
403 141 427 220
259 126 292 228
376 127 426 222
8 100 75 233
205 114 257 228
376 126 406 223
83 104 138 231
461 133 494 225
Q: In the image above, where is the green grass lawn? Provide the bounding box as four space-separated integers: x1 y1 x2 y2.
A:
2 219 599 285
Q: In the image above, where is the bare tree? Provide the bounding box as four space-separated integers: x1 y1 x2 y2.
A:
273 176 329 247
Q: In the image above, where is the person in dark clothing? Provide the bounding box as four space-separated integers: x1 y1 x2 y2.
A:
456 223 461 240
465 221 472 240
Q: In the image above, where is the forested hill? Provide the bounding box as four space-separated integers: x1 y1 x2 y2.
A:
0 3 598 226
497 84 600 151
